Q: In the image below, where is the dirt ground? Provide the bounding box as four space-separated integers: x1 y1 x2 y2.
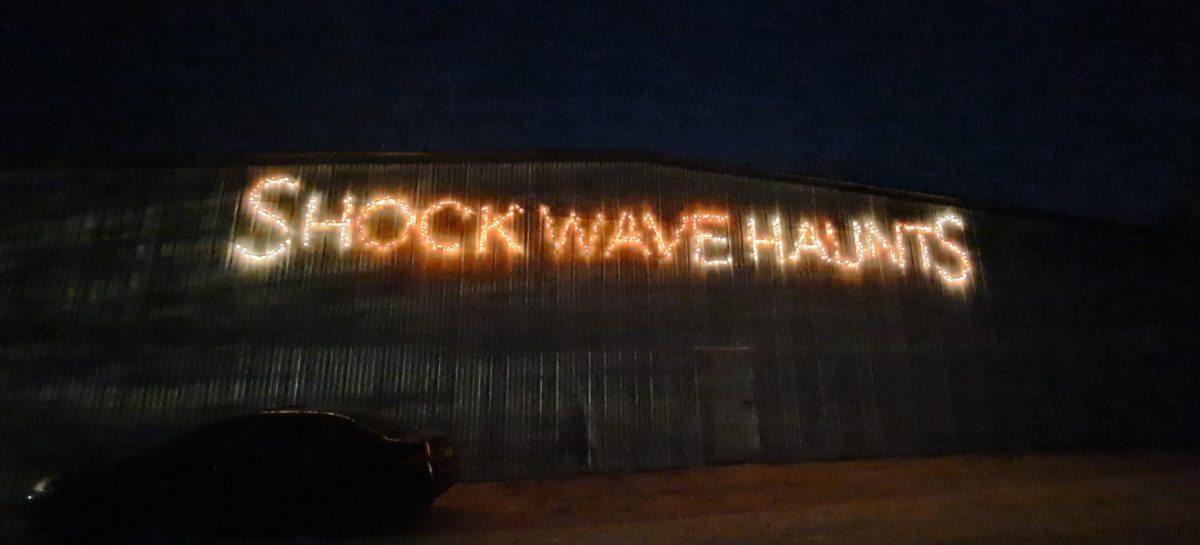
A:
402 452 1200 545
7 452 1199 544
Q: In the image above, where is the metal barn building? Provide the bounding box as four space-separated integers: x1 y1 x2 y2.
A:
0 152 1195 499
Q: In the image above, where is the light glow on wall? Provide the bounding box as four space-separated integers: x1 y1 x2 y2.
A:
476 204 525 255
357 196 417 252
233 176 300 262
233 177 974 288
419 199 474 255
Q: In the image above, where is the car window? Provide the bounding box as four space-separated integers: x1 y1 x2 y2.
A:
254 414 375 451
339 411 424 441
159 415 260 458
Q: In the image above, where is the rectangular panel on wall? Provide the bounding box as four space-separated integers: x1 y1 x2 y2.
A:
697 348 760 463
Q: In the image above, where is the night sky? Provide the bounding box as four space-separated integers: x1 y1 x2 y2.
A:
3 1 1197 224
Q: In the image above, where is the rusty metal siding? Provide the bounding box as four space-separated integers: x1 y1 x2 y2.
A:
0 158 1194 500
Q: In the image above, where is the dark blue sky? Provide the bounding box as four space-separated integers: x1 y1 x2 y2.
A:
2 1 1197 224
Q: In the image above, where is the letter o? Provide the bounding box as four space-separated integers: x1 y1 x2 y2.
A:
357 197 416 252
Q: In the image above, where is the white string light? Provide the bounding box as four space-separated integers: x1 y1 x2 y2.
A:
933 212 972 286
823 221 863 269
539 205 603 259
745 215 786 266
603 211 652 258
788 220 832 263
858 219 905 269
232 181 975 289
302 193 355 250
899 222 935 272
691 213 733 267
234 176 300 263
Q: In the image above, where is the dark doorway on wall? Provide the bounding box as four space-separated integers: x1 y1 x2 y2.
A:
697 348 761 463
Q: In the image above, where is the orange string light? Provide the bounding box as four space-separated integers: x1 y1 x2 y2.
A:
539 205 603 259
357 196 417 252
603 211 652 258
477 204 525 255
642 211 689 260
418 200 474 254
233 180 974 288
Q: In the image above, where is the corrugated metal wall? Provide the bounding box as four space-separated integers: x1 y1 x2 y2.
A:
0 159 1195 500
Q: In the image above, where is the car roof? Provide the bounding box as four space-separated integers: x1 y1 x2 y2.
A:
258 407 429 442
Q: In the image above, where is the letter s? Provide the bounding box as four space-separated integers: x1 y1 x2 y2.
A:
934 213 972 286
234 177 301 263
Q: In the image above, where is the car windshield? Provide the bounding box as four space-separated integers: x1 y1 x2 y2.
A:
335 411 425 442
260 408 426 442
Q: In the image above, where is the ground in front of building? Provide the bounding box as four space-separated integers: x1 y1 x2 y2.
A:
405 452 1200 545
8 452 1199 544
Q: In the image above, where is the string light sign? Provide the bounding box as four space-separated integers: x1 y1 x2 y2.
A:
233 177 973 288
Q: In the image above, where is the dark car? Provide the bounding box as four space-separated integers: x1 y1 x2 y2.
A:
26 408 458 539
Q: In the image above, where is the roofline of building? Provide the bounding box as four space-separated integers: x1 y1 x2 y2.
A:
0 149 1157 233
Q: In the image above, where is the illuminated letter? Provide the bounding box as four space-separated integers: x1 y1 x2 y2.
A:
789 220 831 263
419 200 474 254
859 219 904 268
933 213 972 286
234 176 300 263
539 205 602 259
603 211 651 257
477 204 525 255
302 193 355 250
899 223 935 272
745 215 786 266
357 197 416 252
824 221 863 269
643 211 689 260
691 213 732 267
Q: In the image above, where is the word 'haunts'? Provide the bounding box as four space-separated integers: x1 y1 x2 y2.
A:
233 177 973 287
